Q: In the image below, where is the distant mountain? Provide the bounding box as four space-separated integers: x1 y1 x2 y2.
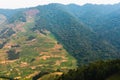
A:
0 3 120 79
65 3 120 58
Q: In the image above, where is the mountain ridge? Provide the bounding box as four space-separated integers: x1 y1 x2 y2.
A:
0 3 120 79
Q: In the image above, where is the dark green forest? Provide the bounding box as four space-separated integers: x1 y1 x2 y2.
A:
34 3 120 64
58 59 120 80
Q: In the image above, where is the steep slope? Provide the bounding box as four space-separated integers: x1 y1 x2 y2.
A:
35 4 118 64
0 3 120 79
95 9 120 55
69 3 120 58
0 8 77 79
64 3 120 59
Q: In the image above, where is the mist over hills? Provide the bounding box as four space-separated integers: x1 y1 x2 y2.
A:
0 3 120 79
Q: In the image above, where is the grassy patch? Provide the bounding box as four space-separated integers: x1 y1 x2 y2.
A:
0 19 77 79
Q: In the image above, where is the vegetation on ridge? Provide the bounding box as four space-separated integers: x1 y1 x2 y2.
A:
0 3 120 79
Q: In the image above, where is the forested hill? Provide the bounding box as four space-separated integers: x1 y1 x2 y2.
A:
0 3 120 64
34 3 120 64
0 3 120 79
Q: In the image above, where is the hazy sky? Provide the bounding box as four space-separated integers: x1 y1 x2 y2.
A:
0 0 120 9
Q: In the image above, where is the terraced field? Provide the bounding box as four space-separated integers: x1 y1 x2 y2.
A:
0 12 77 79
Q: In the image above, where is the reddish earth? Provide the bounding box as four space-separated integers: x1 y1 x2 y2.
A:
25 9 39 17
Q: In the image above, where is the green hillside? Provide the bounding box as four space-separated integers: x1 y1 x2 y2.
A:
0 3 120 80
35 4 119 64
0 9 77 79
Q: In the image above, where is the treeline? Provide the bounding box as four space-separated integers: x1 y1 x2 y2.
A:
58 59 120 80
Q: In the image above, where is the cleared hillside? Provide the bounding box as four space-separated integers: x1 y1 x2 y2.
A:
0 9 77 79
